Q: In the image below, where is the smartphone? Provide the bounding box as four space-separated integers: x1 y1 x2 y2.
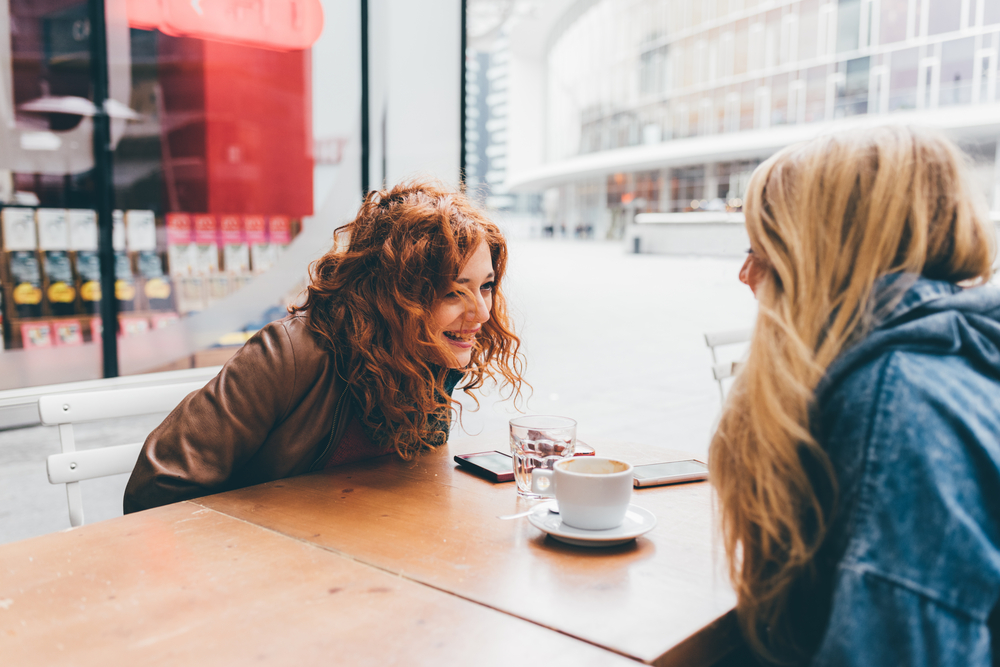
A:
632 460 709 487
454 450 515 483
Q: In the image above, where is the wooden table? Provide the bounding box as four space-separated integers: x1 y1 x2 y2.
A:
1 441 737 666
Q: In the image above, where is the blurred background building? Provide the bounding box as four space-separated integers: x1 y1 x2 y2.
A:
476 0 1000 245
4 0 996 392
465 3 544 234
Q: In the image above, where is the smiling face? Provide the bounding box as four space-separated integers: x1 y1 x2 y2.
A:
432 241 495 368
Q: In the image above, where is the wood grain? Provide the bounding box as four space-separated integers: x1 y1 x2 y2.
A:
0 502 640 666
193 440 738 665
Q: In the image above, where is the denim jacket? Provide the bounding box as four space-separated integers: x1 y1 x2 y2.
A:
805 277 1000 665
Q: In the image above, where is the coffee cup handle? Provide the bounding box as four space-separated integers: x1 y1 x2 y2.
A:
530 468 556 496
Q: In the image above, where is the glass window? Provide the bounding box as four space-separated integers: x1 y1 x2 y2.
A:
675 43 690 90
673 99 691 139
765 11 781 69
986 0 1000 25
633 171 661 211
670 166 705 212
788 76 806 122
771 73 790 125
0 0 356 387
698 98 715 136
927 0 962 36
721 31 735 78
804 65 828 122
749 22 764 72
940 38 976 106
740 80 756 130
696 39 709 83
714 89 728 131
869 53 889 112
702 0 719 23
607 172 630 208
889 47 920 110
974 43 997 103
734 20 749 77
880 0 909 44
708 33 719 82
835 57 870 116
724 91 740 132
798 0 819 61
754 86 771 128
781 13 799 64
716 159 759 207
837 0 862 52
2 1 104 373
716 162 733 201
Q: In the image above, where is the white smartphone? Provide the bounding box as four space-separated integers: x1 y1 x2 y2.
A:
632 460 709 487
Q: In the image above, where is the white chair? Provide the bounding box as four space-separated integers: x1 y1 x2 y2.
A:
704 328 753 402
39 380 209 527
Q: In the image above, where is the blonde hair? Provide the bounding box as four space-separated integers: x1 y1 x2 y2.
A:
710 125 995 662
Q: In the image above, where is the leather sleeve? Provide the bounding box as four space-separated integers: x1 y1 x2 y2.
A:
123 320 308 513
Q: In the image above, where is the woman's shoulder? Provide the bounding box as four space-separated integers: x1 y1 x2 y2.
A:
820 347 1000 491
820 343 1000 437
253 315 331 362
227 315 337 394
847 347 1000 437
823 349 1000 620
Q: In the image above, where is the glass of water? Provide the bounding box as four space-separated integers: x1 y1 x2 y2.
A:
509 415 577 498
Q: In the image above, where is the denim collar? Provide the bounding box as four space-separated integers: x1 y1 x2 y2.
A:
871 274 962 331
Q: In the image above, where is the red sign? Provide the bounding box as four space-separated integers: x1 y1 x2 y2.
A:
219 214 244 245
244 215 267 244
193 214 218 245
126 0 324 52
165 213 192 245
268 215 291 245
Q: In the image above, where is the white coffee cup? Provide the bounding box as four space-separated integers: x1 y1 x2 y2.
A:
530 457 633 530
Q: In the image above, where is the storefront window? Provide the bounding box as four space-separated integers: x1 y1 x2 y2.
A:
670 166 704 212
0 0 359 389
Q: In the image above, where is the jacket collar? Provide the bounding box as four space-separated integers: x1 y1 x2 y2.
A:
872 274 962 330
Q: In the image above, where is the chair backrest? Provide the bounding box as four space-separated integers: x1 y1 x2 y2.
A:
0 365 222 430
39 379 209 527
703 328 752 403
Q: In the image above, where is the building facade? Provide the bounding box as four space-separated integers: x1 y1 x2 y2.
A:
505 0 1000 239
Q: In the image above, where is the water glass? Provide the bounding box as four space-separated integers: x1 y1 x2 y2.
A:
509 415 576 498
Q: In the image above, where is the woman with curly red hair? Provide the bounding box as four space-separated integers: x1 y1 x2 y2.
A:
124 181 524 512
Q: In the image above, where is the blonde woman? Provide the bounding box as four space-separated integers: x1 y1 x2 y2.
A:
712 126 1000 665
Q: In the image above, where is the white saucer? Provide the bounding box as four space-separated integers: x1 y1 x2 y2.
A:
526 501 657 547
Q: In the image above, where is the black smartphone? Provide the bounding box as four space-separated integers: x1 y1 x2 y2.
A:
454 450 515 483
632 460 709 487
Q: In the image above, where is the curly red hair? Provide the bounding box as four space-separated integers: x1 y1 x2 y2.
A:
291 180 524 458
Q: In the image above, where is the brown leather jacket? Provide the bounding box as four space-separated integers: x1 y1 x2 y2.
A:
123 316 353 513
